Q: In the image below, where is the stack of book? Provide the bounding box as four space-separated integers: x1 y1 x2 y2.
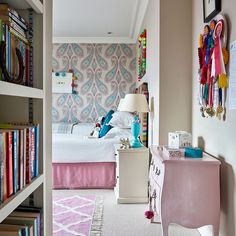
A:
0 124 39 204
0 206 42 235
0 3 32 85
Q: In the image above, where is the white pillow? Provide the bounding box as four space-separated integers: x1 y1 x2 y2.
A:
72 123 95 136
109 111 134 128
103 127 132 139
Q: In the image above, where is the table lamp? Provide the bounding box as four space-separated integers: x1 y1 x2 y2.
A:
118 94 149 148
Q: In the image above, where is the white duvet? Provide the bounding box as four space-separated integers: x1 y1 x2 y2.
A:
52 123 132 163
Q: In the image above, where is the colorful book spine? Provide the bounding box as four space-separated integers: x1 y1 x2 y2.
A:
0 124 39 203
30 127 35 179
12 130 18 194
19 129 24 190
26 128 31 184
0 133 4 203
28 10 33 87
0 19 2 81
6 131 13 198
34 125 39 177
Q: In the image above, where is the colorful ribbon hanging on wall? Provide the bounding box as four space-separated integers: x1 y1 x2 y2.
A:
198 15 229 120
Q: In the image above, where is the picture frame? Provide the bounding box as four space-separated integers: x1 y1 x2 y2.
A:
203 0 221 23
52 72 73 93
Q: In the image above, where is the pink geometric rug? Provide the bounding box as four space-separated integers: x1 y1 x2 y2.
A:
53 193 103 236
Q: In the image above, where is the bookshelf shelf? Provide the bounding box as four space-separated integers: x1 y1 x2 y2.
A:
0 174 44 223
0 81 44 99
0 0 52 234
3 0 43 14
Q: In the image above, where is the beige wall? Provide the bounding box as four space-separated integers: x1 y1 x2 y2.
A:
159 0 192 144
139 0 160 145
141 0 192 145
192 0 236 235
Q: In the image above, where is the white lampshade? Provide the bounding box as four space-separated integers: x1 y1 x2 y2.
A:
117 98 124 111
118 94 149 112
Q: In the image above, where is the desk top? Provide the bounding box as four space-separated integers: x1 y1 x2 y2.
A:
150 146 221 165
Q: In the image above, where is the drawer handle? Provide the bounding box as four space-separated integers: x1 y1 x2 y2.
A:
151 189 156 199
155 167 161 176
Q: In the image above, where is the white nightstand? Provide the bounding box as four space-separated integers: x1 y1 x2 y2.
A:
114 145 149 203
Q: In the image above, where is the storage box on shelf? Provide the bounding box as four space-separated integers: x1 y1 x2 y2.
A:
0 0 52 235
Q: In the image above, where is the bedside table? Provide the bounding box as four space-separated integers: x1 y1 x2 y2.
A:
114 145 149 203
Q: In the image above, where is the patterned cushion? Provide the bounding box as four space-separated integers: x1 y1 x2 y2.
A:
52 123 75 134
99 110 114 138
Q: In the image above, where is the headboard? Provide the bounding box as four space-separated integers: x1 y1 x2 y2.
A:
136 82 149 147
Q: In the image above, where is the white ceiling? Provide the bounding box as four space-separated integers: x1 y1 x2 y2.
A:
53 0 148 43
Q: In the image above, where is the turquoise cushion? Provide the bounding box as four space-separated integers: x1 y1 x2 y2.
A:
99 110 114 138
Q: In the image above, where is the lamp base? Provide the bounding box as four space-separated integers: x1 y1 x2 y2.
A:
131 139 143 148
131 115 143 148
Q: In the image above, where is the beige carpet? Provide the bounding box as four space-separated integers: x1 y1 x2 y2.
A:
54 189 200 236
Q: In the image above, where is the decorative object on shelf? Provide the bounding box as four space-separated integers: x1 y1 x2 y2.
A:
162 146 184 158
0 4 31 86
0 41 24 84
203 0 221 23
168 131 192 149
138 29 147 81
118 94 149 148
198 14 228 120
184 147 203 158
119 138 130 149
52 71 73 93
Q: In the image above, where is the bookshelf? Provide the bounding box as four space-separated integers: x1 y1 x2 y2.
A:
0 0 52 235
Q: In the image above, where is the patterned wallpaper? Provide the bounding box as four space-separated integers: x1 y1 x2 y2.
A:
52 43 137 123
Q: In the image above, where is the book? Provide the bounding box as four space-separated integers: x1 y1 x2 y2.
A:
19 129 24 190
3 216 35 236
15 206 42 236
0 224 28 235
30 126 35 179
0 4 27 25
0 132 5 203
34 125 39 177
10 211 40 236
0 19 2 81
12 130 19 194
5 131 13 198
0 11 28 31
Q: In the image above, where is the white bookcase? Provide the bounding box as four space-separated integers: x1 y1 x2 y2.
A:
0 0 52 235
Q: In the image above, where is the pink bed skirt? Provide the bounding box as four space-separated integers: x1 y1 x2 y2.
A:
52 162 116 189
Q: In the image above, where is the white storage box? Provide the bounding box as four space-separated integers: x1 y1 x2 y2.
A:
168 131 192 149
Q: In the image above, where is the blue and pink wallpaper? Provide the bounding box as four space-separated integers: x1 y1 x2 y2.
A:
52 43 137 123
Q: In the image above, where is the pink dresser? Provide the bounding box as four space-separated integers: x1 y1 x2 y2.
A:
149 146 221 236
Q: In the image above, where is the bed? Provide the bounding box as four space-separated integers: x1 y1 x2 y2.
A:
52 122 132 189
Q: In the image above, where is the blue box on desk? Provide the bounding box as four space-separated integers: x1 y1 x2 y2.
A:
184 147 203 158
